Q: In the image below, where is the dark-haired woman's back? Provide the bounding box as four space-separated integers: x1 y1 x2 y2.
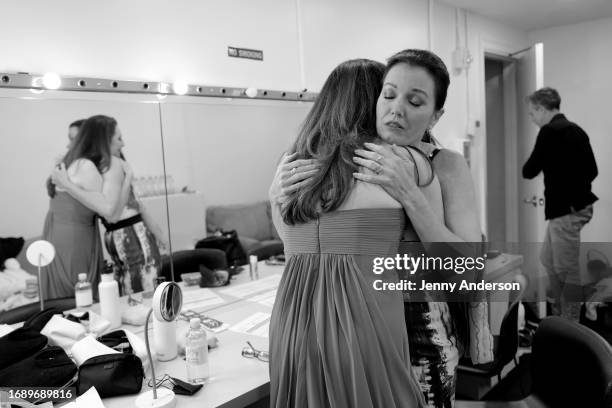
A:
42 158 109 299
269 182 425 408
41 191 103 299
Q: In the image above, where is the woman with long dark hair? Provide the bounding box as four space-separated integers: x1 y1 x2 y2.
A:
269 59 426 408
45 115 132 299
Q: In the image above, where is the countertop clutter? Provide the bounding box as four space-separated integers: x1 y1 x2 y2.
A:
0 261 285 408
0 255 523 408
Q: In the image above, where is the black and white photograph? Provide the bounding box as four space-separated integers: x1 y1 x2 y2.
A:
1 1 611 407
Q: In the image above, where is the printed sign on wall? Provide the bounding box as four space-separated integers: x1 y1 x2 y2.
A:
227 46 263 61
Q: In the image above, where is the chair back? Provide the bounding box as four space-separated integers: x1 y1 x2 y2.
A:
492 274 527 372
532 316 612 408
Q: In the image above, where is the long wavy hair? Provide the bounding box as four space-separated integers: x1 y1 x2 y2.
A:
63 115 117 172
282 59 385 225
49 115 117 197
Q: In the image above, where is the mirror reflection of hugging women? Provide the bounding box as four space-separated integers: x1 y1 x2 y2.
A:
52 115 165 296
270 50 494 407
48 117 227 298
44 115 132 299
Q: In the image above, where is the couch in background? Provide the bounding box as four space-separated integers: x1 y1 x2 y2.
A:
206 201 283 260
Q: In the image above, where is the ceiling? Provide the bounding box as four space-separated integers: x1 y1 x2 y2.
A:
438 0 612 31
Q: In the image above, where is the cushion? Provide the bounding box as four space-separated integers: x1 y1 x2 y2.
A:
249 240 284 260
239 237 261 254
207 202 272 242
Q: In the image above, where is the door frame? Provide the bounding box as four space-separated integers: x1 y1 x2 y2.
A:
478 37 521 243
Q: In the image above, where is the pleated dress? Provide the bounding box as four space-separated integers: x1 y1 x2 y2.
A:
269 208 425 408
41 192 103 299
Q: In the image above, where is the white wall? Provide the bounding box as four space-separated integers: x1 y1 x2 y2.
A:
1 0 532 232
1 0 302 90
300 0 429 91
529 17 612 242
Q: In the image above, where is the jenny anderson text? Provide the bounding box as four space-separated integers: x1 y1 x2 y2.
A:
373 279 521 292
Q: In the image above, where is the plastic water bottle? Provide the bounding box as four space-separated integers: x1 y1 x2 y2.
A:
74 273 93 308
185 318 209 384
99 273 121 329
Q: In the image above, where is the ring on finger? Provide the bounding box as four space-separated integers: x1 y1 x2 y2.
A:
375 163 383 175
291 167 297 174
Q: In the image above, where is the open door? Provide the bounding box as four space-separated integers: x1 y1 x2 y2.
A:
515 43 547 313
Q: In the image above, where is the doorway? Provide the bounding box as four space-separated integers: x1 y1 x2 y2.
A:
484 54 519 247
484 44 547 315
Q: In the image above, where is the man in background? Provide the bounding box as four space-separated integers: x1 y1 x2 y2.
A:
522 87 598 322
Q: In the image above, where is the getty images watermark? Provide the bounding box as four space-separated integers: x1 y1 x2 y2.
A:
371 254 521 293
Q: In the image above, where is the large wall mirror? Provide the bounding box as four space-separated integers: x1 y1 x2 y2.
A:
158 97 311 252
0 86 312 320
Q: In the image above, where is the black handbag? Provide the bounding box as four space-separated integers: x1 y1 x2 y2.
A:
76 330 144 397
0 346 77 403
0 327 48 369
195 230 247 266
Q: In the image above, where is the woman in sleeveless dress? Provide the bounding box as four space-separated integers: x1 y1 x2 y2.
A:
269 59 426 408
352 50 493 408
273 50 494 408
45 115 133 299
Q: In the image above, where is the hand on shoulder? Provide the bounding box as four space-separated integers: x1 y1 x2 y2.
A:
104 156 128 180
119 158 134 180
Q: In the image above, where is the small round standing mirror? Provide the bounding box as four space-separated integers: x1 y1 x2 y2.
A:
152 281 183 322
26 240 55 267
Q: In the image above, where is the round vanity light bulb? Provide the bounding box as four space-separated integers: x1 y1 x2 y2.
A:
42 72 61 90
245 87 258 98
173 81 188 95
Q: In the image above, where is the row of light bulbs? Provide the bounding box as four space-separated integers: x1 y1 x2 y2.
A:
32 72 260 98
1 71 315 101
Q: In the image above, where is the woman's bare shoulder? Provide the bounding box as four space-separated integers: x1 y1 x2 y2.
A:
432 149 470 182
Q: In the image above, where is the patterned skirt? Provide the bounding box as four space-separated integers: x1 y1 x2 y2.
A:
406 302 462 408
104 214 161 295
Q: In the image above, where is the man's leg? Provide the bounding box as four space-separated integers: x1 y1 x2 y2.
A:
549 205 594 322
541 221 562 316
